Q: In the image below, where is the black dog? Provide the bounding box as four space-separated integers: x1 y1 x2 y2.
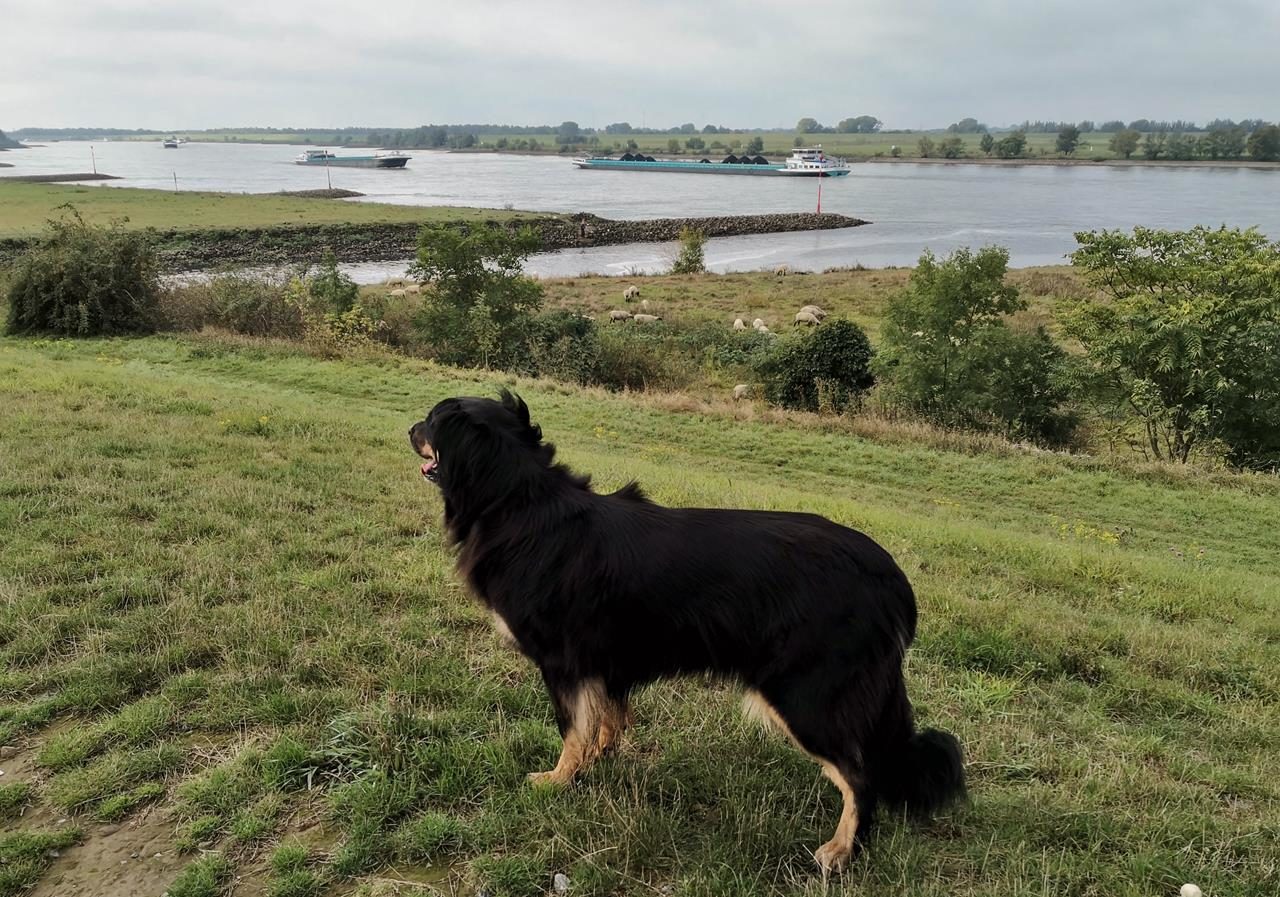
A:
409 391 963 871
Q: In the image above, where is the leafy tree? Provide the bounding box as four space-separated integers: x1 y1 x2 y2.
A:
1109 129 1140 159
685 136 705 151
604 122 633 134
667 138 681 153
947 118 985 133
1064 226 1280 466
876 246 1076 443
1247 124 1280 161
754 319 875 412
556 121 581 145
408 223 543 369
6 210 160 336
938 137 965 159
1099 120 1127 133
745 136 764 153
796 117 821 133
979 132 995 156
670 227 706 275
1141 132 1165 160
994 131 1027 159
308 249 359 314
1163 132 1195 161
917 136 935 158
837 115 882 133
679 123 697 134
1056 125 1081 155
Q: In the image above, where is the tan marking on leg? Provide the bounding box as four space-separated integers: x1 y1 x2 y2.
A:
491 612 517 648
744 691 858 873
595 698 632 755
814 762 859 873
528 679 607 787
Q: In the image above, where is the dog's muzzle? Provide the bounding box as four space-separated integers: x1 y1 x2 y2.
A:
421 459 439 483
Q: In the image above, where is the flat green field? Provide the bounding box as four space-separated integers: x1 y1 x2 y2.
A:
0 182 544 239
1 332 1275 897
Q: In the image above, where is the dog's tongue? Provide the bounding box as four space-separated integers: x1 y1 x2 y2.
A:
421 460 438 480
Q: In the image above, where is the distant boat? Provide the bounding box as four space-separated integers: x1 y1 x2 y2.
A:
573 145 851 177
162 136 180 148
293 149 411 169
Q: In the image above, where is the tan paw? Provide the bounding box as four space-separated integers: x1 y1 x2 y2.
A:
813 838 852 873
526 770 572 788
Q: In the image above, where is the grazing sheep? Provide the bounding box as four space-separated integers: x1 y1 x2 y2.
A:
633 313 662 324
732 384 750 401
733 318 747 331
775 265 790 277
623 285 640 301
609 310 634 323
386 276 407 287
405 283 421 294
389 288 407 297
752 318 766 329
640 299 650 312
756 324 772 334
800 304 828 320
794 311 821 327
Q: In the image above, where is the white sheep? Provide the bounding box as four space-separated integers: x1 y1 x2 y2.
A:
799 304 828 320
794 311 821 327
608 309 634 322
386 276 407 287
756 324 772 334
623 285 640 301
775 265 790 277
633 313 662 324
732 384 750 401
733 318 747 331
405 283 421 295
389 288 407 297
752 318 766 329
639 299 650 312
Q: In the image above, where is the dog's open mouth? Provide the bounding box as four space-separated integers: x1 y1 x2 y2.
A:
421 459 439 482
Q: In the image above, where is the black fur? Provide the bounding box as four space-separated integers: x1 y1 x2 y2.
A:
409 390 964 847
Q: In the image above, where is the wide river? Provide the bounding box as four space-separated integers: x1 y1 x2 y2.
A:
5 140 1278 277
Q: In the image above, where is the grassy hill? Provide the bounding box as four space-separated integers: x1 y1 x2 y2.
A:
0 333 1276 897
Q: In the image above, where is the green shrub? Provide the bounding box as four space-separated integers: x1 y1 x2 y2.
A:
409 223 543 369
754 319 875 412
523 310 600 384
5 212 160 336
307 249 359 314
203 273 306 338
670 227 707 274
878 246 1077 444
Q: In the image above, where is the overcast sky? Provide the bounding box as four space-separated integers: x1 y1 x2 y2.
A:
3 0 1277 131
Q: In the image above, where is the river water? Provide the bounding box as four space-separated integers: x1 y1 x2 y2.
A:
5 140 1278 277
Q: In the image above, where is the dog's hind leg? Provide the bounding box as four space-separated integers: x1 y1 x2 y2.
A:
528 678 608 787
596 694 633 756
744 688 865 873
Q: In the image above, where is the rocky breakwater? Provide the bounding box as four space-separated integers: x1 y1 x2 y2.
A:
0 211 868 271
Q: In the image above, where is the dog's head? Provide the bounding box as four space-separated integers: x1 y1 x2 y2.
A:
409 390 555 532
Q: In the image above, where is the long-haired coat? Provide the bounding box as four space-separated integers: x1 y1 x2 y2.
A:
409 391 963 871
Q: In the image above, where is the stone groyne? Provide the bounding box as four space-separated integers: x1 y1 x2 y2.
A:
0 212 868 271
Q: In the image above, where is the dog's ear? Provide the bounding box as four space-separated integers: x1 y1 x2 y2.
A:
499 390 542 443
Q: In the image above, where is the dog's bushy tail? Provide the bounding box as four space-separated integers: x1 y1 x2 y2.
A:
878 727 966 816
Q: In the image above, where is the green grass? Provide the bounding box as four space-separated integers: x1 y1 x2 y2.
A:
0 829 82 897
0 182 548 239
0 332 1276 897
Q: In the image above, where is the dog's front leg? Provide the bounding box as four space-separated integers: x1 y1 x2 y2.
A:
528 677 607 787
